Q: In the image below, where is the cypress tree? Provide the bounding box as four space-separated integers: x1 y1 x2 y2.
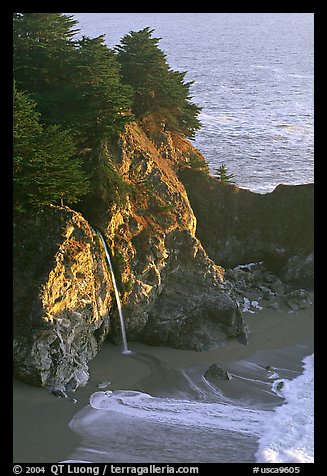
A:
13 85 90 212
13 13 133 147
13 13 80 126
74 35 133 147
116 27 201 138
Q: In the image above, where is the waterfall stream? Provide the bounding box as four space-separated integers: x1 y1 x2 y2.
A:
96 230 131 355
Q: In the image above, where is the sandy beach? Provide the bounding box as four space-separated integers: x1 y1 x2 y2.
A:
13 302 314 463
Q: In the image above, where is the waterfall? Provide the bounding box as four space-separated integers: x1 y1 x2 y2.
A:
96 230 131 355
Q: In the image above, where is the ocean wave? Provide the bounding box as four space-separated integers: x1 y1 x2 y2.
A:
63 349 313 463
200 112 237 123
275 124 311 131
88 389 263 434
255 354 314 463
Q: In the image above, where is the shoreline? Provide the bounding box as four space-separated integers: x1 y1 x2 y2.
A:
13 303 314 463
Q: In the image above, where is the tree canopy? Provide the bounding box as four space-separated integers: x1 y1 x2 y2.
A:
13 13 133 147
116 27 201 138
13 84 90 211
13 15 203 213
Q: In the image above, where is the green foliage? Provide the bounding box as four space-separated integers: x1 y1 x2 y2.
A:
13 13 133 211
13 14 205 213
116 27 201 138
13 85 90 212
72 35 133 147
184 150 210 177
213 163 236 184
13 13 80 125
111 250 126 292
13 13 133 148
122 277 133 293
86 143 134 206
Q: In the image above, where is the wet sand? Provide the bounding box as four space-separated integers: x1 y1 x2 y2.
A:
13 303 314 463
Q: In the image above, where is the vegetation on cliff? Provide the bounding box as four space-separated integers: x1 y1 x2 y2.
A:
13 83 90 211
13 13 202 212
213 163 236 184
116 27 201 138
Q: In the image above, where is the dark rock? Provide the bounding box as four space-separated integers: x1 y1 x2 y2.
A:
179 173 314 290
119 224 246 351
270 278 285 295
48 386 67 398
141 282 245 351
204 364 233 381
224 261 290 312
237 331 248 345
276 381 284 391
65 377 79 393
285 289 312 311
280 253 314 291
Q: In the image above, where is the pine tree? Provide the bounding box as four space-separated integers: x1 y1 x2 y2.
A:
116 27 201 138
13 85 90 211
213 163 236 184
13 13 80 125
116 27 167 116
74 35 133 147
13 13 133 147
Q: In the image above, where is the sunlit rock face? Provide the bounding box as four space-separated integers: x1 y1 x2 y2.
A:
13 206 113 392
85 123 245 349
16 122 300 391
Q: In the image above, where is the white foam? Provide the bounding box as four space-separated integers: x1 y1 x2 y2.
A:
251 300 263 310
242 297 255 313
90 391 113 409
87 389 263 435
256 354 314 463
65 357 313 463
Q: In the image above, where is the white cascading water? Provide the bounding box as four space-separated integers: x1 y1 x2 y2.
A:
96 230 131 355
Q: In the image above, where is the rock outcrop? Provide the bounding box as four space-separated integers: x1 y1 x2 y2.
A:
13 123 247 391
204 364 233 381
285 289 313 311
13 207 113 392
179 169 313 290
88 123 246 351
13 121 313 392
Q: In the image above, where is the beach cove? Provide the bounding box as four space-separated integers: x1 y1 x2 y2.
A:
13 302 313 464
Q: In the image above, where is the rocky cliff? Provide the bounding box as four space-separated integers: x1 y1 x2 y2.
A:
13 207 114 392
179 169 314 290
13 123 245 392
13 121 313 393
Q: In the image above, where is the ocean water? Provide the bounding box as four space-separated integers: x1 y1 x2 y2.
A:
62 348 314 463
67 12 314 193
256 354 314 463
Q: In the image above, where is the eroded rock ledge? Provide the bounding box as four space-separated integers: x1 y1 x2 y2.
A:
13 207 113 392
179 169 313 291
